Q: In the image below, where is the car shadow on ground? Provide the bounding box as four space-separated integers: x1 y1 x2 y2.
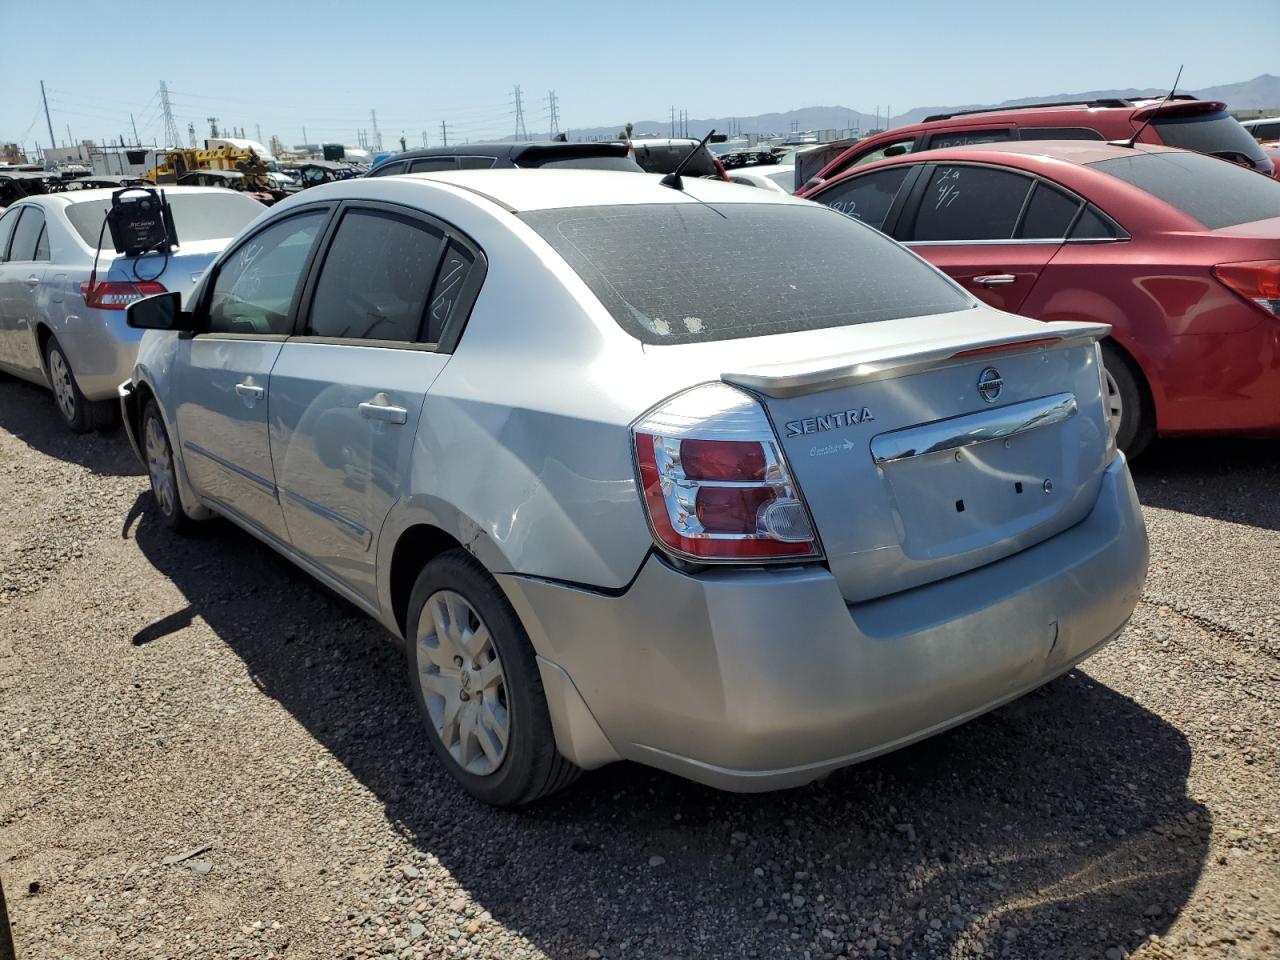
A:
128 493 1210 960
1131 437 1279 531
0 376 142 478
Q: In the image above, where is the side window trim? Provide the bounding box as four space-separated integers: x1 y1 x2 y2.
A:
194 203 336 337
5 206 46 263
0 207 23 262
290 198 486 352
880 164 926 238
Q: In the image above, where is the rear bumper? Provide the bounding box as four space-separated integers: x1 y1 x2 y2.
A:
500 454 1148 791
118 380 144 463
59 312 143 401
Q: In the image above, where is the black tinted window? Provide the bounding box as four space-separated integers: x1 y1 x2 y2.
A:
1017 183 1081 239
0 208 19 261
369 161 408 177
534 156 642 171
521 203 972 346
408 158 457 173
8 207 45 261
1151 111 1267 164
425 243 475 343
813 167 912 231
927 129 1013 149
1092 151 1280 229
1070 205 1123 240
208 211 326 335
911 166 1032 241
1019 127 1105 141
458 156 497 170
307 210 443 342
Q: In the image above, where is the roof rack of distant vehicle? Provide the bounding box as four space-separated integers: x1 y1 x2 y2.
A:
922 94 1200 123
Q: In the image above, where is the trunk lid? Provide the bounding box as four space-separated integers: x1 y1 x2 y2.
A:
99 238 228 304
718 316 1112 603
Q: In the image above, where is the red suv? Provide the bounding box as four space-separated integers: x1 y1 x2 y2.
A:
802 141 1280 456
801 98 1275 189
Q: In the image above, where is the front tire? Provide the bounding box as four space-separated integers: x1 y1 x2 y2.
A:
44 337 114 434
1100 342 1154 460
142 400 198 533
406 549 580 806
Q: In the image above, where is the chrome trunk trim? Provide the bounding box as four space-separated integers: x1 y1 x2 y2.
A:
870 392 1078 465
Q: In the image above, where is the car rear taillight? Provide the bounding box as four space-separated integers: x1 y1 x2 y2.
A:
1213 260 1280 317
632 383 820 562
80 280 167 311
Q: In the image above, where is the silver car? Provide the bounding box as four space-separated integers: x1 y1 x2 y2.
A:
0 187 263 432
119 170 1149 806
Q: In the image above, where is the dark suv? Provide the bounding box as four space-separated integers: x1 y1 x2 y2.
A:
368 141 642 177
800 97 1274 189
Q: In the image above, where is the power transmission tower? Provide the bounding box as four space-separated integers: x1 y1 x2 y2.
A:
370 110 382 151
440 121 449 146
513 85 528 142
159 81 182 147
187 123 196 148
545 90 560 139
207 117 219 138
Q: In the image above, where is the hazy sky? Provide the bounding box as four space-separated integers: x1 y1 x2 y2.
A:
3 0 1277 151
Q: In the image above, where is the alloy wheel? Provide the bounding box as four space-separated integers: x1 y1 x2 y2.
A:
415 590 510 776
144 416 178 519
1103 367 1124 433
48 349 76 423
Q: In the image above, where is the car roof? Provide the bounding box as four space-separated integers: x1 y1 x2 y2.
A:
375 168 807 212
918 96 1223 125
907 139 1185 165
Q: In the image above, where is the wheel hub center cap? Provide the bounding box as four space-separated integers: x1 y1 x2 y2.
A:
460 670 473 692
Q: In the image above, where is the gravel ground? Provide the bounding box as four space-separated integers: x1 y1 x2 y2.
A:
0 373 1276 960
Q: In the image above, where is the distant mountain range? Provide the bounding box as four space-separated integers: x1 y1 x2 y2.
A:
563 74 1280 142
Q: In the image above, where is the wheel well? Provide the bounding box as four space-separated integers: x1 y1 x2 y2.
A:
389 525 463 638
1100 336 1156 424
131 381 156 440
35 324 53 365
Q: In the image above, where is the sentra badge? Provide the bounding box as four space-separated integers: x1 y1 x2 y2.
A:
784 407 874 438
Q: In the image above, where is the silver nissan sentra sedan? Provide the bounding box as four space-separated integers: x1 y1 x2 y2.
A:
119 169 1148 806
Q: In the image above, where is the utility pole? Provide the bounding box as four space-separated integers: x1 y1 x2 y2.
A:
886 104 891 128
370 109 382 152
302 126 309 149
40 80 57 154
512 85 528 142
187 123 196 148
546 90 560 139
440 121 448 146
130 113 139 145
65 124 73 149
256 123 262 144
421 130 428 147
671 106 676 138
399 134 407 152
160 81 182 147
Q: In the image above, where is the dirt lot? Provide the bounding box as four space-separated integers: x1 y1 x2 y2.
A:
0 374 1276 960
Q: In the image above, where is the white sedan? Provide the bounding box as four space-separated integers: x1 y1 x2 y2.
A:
727 163 797 194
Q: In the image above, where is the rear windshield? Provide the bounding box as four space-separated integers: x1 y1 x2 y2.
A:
1091 151 1280 229
65 191 264 246
1151 111 1268 165
631 145 719 178
520 203 973 345
526 156 643 172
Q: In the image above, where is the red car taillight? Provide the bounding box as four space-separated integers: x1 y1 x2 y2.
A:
1213 260 1280 318
632 383 820 562
80 280 167 311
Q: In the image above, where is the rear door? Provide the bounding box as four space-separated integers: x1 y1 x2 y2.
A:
0 206 25 371
0 206 50 376
269 202 481 603
900 163 1068 313
173 206 331 540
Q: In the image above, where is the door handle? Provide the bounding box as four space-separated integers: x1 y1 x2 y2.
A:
25 276 40 288
973 274 1017 286
234 382 265 400
359 393 408 425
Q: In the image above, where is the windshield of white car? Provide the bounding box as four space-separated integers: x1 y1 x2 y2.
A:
64 191 265 247
520 202 973 345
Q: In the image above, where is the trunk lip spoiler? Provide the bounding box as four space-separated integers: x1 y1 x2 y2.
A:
721 321 1110 399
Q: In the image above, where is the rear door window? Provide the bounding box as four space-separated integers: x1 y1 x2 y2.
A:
1151 110 1267 166
370 160 408 177
306 209 445 343
520 203 972 345
1016 182 1082 239
7 207 45 261
813 167 913 232
908 165 1033 241
925 129 1013 149
1091 151 1280 228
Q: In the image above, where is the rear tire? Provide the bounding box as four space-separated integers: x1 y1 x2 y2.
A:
142 400 198 533
44 337 113 434
405 549 580 806
1100 341 1154 460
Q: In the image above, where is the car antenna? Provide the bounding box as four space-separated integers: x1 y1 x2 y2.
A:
660 129 717 191
1117 65 1183 149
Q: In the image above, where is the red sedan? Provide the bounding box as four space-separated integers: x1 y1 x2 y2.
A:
800 141 1280 455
